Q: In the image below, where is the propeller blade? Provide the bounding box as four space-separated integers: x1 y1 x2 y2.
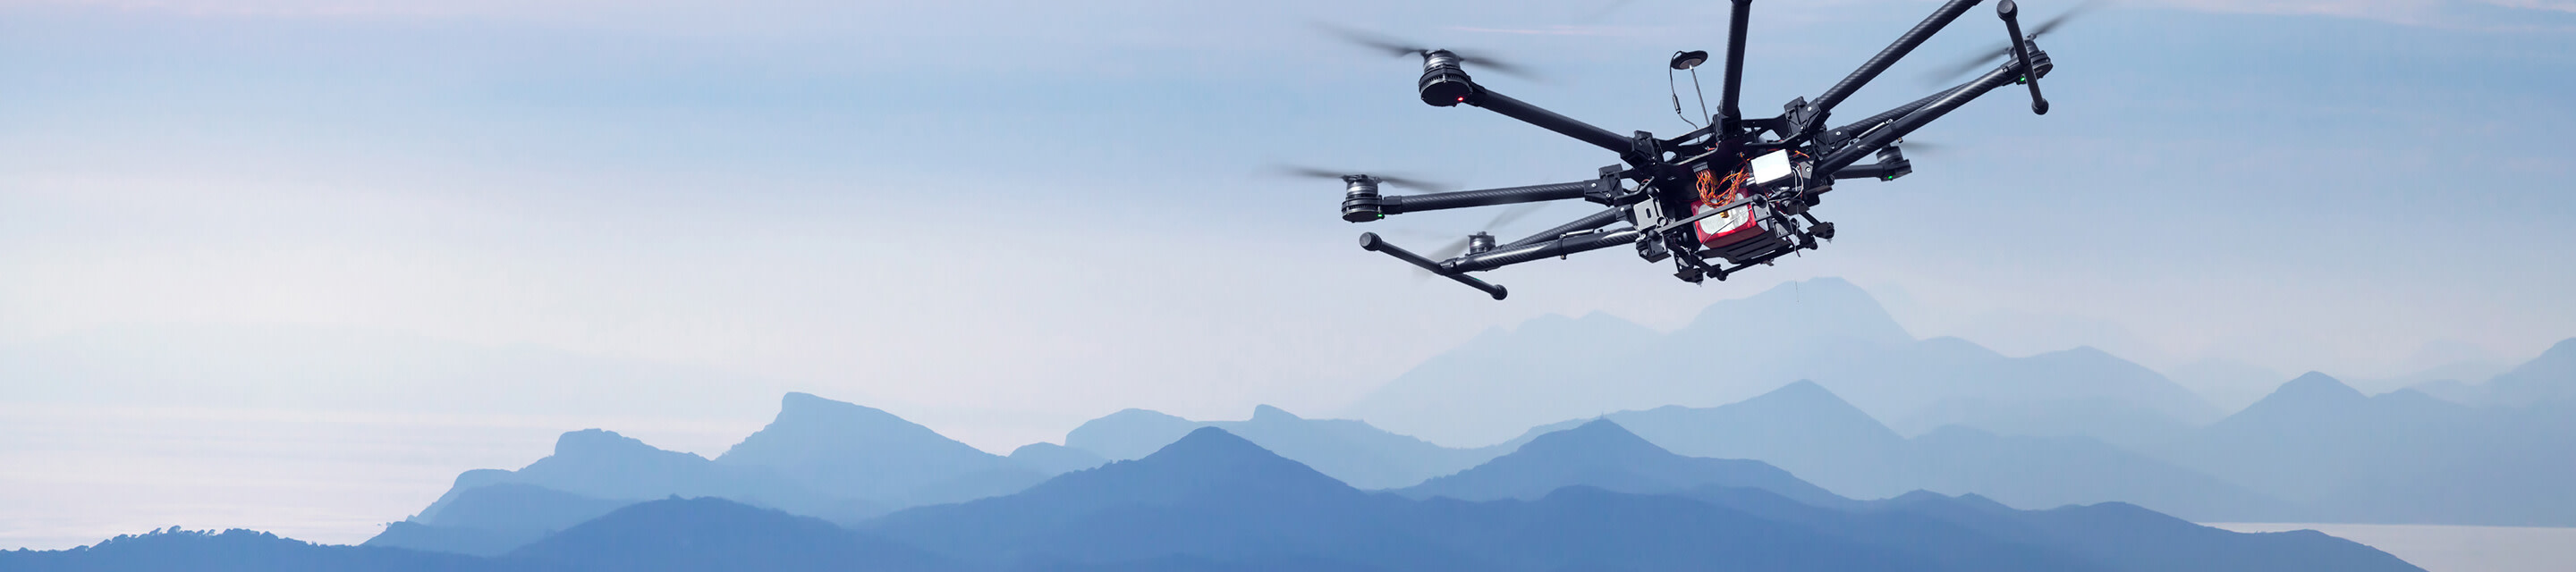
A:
1314 23 1428 58
1445 49 1542 82
1423 202 1552 264
2028 0 2106 38
1372 174 1457 192
1429 236 1475 260
1311 23 1545 82
1894 139 1946 156
1275 165 1348 180
1919 0 2105 86
1922 46 2015 87
1268 164 1455 191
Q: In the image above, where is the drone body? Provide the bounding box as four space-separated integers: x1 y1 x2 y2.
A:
1328 0 2062 299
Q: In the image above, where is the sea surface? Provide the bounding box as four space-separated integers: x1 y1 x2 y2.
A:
0 402 759 550
2210 522 2576 572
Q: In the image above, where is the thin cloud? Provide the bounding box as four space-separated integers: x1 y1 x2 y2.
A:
2137 0 2576 29
1440 24 1655 38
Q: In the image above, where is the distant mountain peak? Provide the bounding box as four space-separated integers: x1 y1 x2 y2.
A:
1516 419 1669 459
2211 371 2371 431
1064 408 1203 461
1402 417 1847 507
1743 380 1868 415
1023 426 1354 501
1118 426 1346 487
1760 379 1836 401
1145 426 1275 463
2485 337 2576 406
2272 372 2367 402
715 392 1033 506
1681 277 1913 344
1097 408 1190 423
723 392 978 456
2055 345 2116 359
554 429 683 460
1250 404 1301 421
771 391 914 429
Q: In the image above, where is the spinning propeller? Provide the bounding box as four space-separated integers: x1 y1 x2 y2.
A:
1923 0 2102 86
1273 164 1455 193
1313 24 1545 82
1427 202 1550 260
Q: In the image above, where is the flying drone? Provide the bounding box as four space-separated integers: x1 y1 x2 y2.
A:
1308 0 2069 299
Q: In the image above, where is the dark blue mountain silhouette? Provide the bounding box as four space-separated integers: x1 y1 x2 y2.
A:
1398 419 1850 509
1063 404 1509 489
0 527 481 572
366 484 628 556
716 392 1043 507
7 427 2424 572
866 426 1431 569
508 497 953 572
864 427 2416 572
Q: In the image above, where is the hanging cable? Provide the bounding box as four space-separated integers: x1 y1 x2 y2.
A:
1667 67 1700 130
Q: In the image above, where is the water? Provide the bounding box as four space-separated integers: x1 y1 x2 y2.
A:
0 402 762 550
2209 522 2576 572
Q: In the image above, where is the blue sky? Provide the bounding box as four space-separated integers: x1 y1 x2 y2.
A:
1 0 2573 548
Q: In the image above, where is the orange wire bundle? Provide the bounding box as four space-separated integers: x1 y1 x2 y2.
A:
1697 168 1748 208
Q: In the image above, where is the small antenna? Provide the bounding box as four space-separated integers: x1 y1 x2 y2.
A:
1667 50 1714 130
1667 68 1699 129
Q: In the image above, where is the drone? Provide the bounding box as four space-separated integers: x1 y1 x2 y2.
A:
1311 0 2066 299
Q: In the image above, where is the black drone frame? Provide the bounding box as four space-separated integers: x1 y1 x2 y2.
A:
1342 0 2057 299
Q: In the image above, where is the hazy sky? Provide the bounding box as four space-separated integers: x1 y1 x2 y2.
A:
3 0 2573 550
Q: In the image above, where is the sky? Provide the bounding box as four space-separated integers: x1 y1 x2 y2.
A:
2 0 2573 551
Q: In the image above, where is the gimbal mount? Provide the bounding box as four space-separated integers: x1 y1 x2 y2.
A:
1344 0 2058 299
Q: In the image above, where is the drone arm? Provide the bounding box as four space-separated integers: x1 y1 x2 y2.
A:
1810 0 1986 118
1818 48 2050 174
1717 0 1753 127
1445 228 1642 273
1833 159 1911 181
1500 208 1623 249
1358 232 1510 299
1463 88 1634 154
1821 80 1964 145
1377 180 1596 215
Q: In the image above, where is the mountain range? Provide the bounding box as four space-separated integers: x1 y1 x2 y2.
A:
366 330 2572 559
2156 366 2576 525
13 278 2561 569
1066 380 2288 521
370 392 1060 555
1336 278 2221 450
1063 404 1518 489
4 426 2424 571
1394 418 1852 509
